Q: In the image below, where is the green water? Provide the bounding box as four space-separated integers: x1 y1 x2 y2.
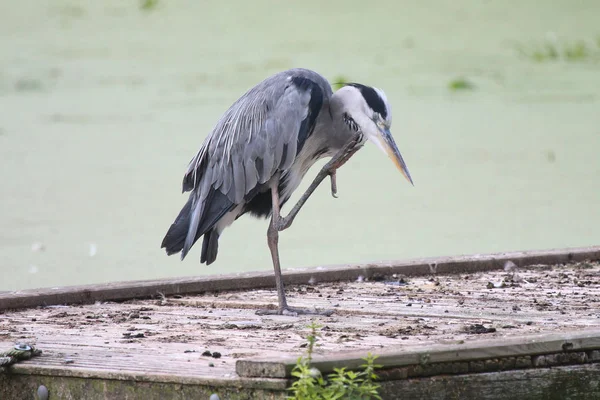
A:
1 1 599 291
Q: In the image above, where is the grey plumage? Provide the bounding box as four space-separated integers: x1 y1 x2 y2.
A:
162 69 334 262
161 67 412 271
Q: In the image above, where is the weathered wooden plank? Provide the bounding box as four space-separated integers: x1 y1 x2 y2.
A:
7 363 287 390
1 260 599 399
0 374 287 400
377 364 600 400
1 246 599 310
236 330 600 378
4 363 598 400
3 364 600 400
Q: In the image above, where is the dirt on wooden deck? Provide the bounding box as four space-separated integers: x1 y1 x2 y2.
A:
1 260 599 389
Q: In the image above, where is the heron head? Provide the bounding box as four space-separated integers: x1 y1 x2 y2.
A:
337 83 413 185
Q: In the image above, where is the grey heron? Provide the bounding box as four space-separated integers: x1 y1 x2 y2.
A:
161 68 413 316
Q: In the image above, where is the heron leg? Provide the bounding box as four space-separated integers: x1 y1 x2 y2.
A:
256 174 334 317
266 184 288 312
256 134 362 316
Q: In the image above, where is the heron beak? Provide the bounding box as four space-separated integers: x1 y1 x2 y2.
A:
371 127 414 185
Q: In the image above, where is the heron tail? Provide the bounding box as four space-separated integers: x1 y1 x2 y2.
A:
161 195 194 258
161 189 235 263
200 229 219 265
161 193 205 261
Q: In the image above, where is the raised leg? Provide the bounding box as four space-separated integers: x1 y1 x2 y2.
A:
256 134 362 317
275 133 363 231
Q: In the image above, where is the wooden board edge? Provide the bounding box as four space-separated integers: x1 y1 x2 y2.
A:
236 329 600 378
1 246 599 310
374 363 600 399
4 363 599 400
7 364 288 390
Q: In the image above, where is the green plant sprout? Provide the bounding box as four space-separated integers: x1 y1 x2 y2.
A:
288 321 383 400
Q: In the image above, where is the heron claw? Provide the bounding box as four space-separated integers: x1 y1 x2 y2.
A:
330 171 338 198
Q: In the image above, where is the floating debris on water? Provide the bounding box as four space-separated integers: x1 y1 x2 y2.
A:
448 77 475 91
31 242 45 252
89 243 98 257
331 74 350 90
140 0 159 11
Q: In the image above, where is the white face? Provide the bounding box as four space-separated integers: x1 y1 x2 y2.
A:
338 84 413 185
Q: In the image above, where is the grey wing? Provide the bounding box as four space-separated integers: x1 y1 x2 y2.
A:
175 69 331 258
184 69 331 201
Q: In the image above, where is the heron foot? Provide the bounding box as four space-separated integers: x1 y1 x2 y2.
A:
330 171 338 198
325 134 363 198
256 306 334 317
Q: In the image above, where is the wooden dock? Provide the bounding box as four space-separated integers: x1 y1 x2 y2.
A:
1 246 600 399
